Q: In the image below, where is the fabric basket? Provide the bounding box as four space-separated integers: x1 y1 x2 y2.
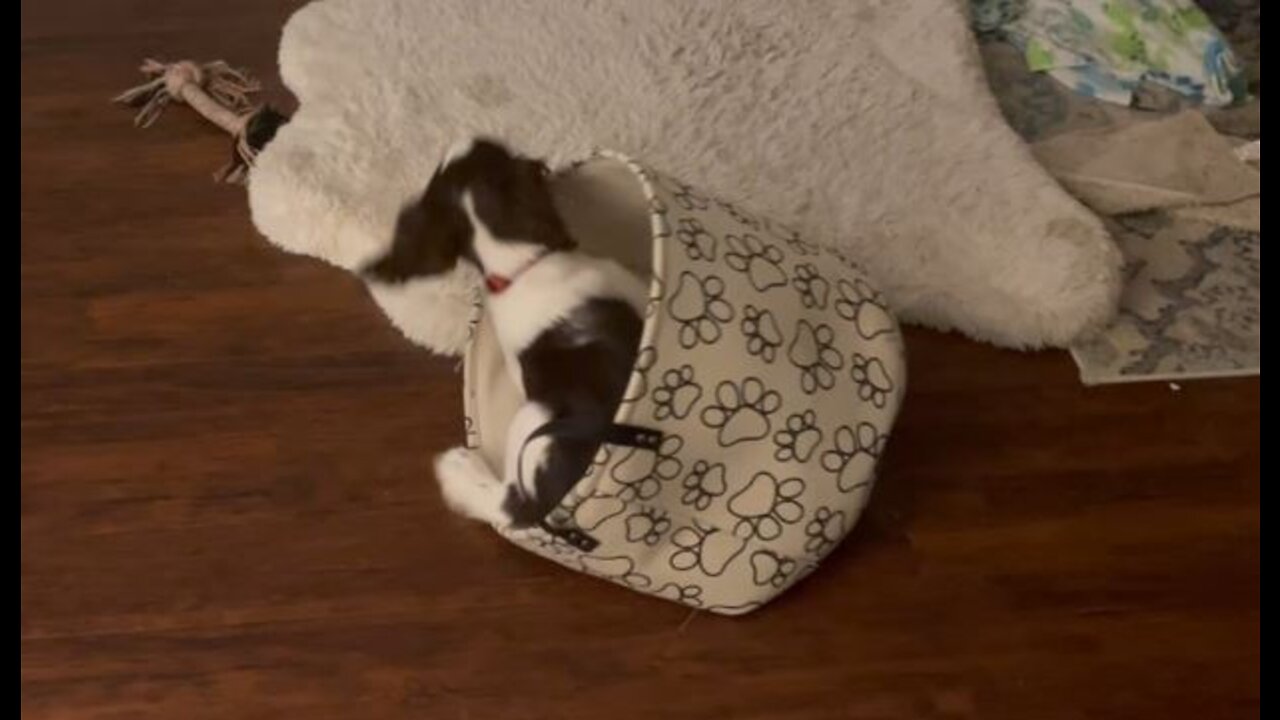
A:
463 153 907 615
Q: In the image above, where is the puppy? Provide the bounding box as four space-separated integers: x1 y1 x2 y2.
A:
364 139 647 527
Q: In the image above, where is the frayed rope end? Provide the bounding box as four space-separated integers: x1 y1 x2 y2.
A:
113 58 286 185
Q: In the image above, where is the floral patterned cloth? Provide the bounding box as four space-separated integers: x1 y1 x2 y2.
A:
973 0 1245 107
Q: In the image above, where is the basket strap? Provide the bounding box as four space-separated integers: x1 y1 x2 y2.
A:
518 418 663 551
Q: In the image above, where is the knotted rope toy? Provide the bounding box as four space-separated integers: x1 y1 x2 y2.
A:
114 59 289 183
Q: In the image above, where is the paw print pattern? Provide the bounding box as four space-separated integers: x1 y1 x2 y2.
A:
805 507 847 556
609 435 684 501
668 271 734 349
462 415 480 450
821 423 886 492
669 521 747 576
528 532 583 558
674 217 717 261
572 494 627 532
623 346 658 404
682 461 728 511
750 550 797 588
727 471 806 541
579 555 652 589
724 234 788 291
652 364 703 421
824 245 866 273
589 445 613 475
787 320 844 394
850 353 896 409
764 218 820 256
741 304 783 363
625 507 672 546
834 278 895 340
655 582 705 607
773 410 823 463
716 199 763 231
700 378 783 446
792 263 831 309
669 181 711 211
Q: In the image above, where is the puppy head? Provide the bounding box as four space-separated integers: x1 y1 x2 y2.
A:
364 138 574 284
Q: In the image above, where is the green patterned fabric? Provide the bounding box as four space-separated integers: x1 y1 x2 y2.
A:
973 0 1245 106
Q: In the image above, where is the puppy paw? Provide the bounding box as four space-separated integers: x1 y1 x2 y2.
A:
434 447 508 526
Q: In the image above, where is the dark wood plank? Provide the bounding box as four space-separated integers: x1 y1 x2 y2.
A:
21 2 1260 718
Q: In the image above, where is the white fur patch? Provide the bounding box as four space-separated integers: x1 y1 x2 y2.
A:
486 252 647 356
434 447 508 526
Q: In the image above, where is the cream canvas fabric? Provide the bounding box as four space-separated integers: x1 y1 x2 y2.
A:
464 155 907 614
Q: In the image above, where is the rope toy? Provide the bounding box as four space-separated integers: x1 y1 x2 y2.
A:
113 59 289 183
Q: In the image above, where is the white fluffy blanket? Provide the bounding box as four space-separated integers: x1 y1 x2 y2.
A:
249 0 1122 353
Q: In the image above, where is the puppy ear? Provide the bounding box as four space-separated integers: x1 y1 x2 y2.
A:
517 159 579 251
362 191 470 283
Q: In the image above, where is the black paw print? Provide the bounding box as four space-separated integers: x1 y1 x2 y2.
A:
716 198 763 231
625 507 672 546
609 435 684 501
726 471 806 541
528 532 584 558
787 320 844 394
792 263 831 309
821 422 886 492
724 234 788 291
805 507 847 556
652 364 703 420
623 346 658 404
579 555 652 589
700 377 782 446
669 181 711 211
589 445 613 475
463 415 479 450
834 278 895 339
773 410 823 463
571 493 627 532
681 461 728 511
668 271 734 349
824 245 866 272
669 521 747 577
850 352 895 409
655 582 705 607
764 218 821 256
750 550 797 588
674 217 717 261
741 304 783 363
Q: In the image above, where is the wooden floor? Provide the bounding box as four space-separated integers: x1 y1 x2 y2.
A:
21 2 1259 718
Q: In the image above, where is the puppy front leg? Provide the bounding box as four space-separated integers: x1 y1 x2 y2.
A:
433 401 552 527
434 447 509 526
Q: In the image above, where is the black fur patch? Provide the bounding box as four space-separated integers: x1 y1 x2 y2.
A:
502 298 643 527
362 139 574 283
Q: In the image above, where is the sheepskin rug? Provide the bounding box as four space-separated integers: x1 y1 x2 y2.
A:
248 0 1122 353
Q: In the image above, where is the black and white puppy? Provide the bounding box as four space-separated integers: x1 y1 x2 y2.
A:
364 139 646 527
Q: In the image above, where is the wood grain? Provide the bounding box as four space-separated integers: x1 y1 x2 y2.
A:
21 2 1259 718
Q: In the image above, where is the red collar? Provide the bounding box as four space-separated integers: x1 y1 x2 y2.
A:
483 250 555 295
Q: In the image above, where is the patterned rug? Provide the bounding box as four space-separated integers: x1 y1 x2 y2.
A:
1069 215 1259 384
977 0 1260 384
